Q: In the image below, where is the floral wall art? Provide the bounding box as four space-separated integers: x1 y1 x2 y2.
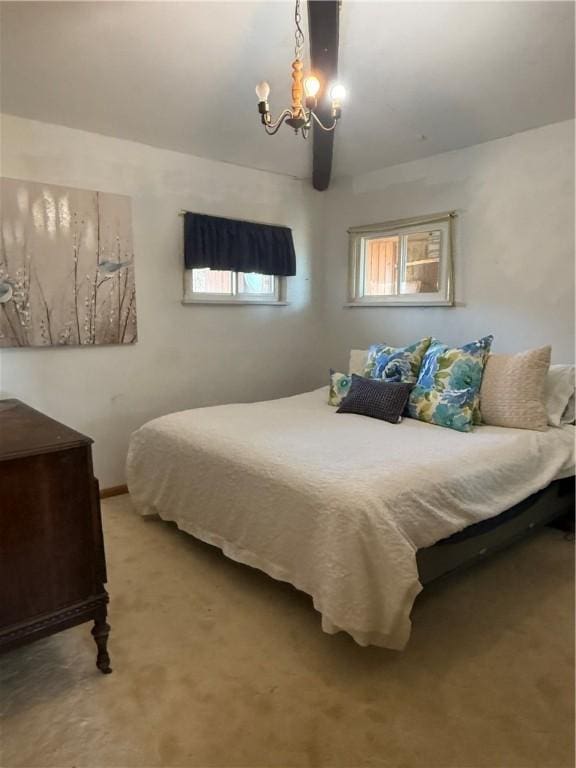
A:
0 178 137 348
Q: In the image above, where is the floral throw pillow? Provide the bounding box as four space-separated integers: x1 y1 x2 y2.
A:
362 338 432 384
329 370 352 407
408 335 494 432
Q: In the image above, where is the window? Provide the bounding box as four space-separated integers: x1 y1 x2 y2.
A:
348 213 454 306
184 268 285 304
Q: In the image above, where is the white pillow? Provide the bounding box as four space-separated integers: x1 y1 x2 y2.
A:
349 349 369 376
562 393 575 424
545 364 575 426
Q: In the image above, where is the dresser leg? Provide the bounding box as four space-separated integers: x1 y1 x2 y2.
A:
92 612 112 674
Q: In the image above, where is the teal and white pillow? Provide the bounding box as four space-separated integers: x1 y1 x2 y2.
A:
363 338 432 384
408 335 494 432
329 370 352 406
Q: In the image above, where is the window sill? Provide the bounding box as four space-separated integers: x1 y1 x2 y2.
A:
344 300 454 308
182 298 289 306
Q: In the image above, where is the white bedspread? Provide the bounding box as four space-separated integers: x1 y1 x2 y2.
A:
126 387 575 650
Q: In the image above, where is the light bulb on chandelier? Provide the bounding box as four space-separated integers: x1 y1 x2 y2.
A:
330 84 346 105
255 81 271 103
304 76 320 98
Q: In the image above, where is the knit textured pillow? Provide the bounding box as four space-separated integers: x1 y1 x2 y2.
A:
408 335 493 432
479 346 551 430
362 338 432 384
337 375 413 423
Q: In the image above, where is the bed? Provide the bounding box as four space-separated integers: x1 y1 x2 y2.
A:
126 387 575 650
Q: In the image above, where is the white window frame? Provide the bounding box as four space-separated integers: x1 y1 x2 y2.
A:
347 212 455 307
183 269 287 306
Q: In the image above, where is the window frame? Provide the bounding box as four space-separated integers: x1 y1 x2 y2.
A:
183 269 287 306
347 212 455 307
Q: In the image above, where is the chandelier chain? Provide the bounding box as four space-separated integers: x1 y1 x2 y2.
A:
294 0 304 61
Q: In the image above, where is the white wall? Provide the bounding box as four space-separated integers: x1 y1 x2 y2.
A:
0 115 326 486
323 120 575 372
1 116 574 487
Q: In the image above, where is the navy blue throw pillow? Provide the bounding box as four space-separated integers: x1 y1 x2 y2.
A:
337 375 413 423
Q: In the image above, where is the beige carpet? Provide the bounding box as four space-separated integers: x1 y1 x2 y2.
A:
1 495 574 768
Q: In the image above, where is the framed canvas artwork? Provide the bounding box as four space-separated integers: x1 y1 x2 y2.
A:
0 177 137 347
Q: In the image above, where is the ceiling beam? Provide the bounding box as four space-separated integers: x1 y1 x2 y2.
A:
307 0 340 191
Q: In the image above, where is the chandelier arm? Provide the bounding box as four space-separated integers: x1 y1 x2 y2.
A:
310 111 338 132
264 110 293 135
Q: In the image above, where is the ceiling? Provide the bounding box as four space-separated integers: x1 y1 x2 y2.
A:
1 1 574 180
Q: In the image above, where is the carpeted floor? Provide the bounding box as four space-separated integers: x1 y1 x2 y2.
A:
1 495 574 768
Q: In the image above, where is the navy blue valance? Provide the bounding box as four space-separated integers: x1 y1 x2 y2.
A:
184 212 296 277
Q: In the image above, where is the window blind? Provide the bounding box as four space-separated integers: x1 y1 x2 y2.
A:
184 212 296 277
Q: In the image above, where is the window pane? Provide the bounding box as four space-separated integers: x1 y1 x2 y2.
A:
192 268 233 294
364 236 399 296
401 230 441 294
237 272 275 295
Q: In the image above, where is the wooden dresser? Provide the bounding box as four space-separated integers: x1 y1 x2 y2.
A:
0 399 111 673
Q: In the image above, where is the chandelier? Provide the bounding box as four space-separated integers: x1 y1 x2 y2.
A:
255 0 345 138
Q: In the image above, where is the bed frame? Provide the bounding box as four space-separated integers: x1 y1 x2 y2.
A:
417 477 575 585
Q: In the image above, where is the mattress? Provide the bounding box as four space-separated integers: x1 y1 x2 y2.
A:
126 387 575 650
